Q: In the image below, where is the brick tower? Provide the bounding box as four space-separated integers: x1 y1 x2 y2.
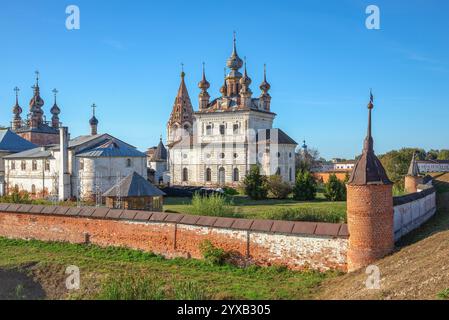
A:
404 153 423 193
346 91 394 272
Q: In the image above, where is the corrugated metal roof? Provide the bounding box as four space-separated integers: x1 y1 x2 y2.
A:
103 172 166 197
76 138 146 158
0 129 37 153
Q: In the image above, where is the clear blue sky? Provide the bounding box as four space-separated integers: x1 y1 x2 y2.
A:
1 0 448 159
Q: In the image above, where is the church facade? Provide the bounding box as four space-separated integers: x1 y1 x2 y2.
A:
166 36 297 187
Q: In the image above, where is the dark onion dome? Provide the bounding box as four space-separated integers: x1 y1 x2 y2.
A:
219 68 227 95
89 115 99 126
239 60 252 87
50 103 60 116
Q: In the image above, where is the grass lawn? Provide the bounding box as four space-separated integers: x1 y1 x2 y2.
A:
164 194 347 223
0 237 337 300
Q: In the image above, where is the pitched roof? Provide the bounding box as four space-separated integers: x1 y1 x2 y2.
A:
151 139 167 161
407 153 420 176
102 172 166 197
4 146 52 159
0 129 37 153
347 97 392 186
256 128 298 145
76 138 146 158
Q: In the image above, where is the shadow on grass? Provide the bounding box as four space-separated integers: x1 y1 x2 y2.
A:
0 266 46 300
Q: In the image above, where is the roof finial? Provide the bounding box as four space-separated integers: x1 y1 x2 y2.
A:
233 31 237 53
244 56 247 75
202 62 206 80
14 86 20 104
35 70 40 86
264 63 267 81
160 134 162 142
181 63 185 78
92 103 97 116
52 88 58 104
364 89 374 151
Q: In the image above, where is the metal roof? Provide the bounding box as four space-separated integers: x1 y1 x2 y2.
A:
256 128 298 145
76 138 146 158
0 129 37 153
151 139 167 161
102 172 166 197
4 146 52 159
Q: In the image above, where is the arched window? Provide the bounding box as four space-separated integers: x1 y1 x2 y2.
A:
205 168 212 182
182 168 188 182
31 184 36 195
276 167 281 176
233 168 239 182
11 161 15 170
218 167 225 185
32 160 38 171
21 160 26 170
126 158 132 167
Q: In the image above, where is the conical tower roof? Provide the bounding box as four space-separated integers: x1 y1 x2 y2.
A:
347 92 392 185
407 152 420 176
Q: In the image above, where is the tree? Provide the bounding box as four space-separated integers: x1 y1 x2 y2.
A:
295 147 320 174
426 149 439 160
241 165 268 200
378 148 425 189
267 175 292 199
323 174 346 201
293 171 317 201
438 150 449 160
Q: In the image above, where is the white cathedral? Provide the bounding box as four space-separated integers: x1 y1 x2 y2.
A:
166 36 297 187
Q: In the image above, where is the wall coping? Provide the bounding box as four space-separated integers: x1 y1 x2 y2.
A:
393 187 435 206
0 203 349 239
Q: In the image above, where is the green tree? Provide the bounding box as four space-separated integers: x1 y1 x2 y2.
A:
267 175 293 199
241 165 268 200
323 174 346 201
438 150 449 160
293 171 317 201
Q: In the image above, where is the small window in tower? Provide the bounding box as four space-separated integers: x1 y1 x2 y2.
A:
126 158 132 167
277 152 281 158
32 160 38 171
219 153 225 159
31 184 36 195
219 125 225 135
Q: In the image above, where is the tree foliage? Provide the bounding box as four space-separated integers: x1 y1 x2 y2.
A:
323 174 346 201
267 175 292 199
241 165 268 200
293 171 317 201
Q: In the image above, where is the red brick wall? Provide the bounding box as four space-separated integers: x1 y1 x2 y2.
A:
17 131 59 146
404 175 423 194
0 204 349 271
346 184 394 272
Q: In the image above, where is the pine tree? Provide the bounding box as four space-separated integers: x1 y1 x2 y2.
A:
242 166 268 200
324 174 346 201
293 171 317 201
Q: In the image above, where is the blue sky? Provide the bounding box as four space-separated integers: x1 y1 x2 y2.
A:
1 0 448 159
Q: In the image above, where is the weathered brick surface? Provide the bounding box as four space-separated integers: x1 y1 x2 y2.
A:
346 184 394 272
404 176 423 194
0 208 348 271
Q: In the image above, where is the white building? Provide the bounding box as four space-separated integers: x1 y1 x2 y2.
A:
166 36 297 186
4 128 147 200
417 160 449 173
147 137 168 185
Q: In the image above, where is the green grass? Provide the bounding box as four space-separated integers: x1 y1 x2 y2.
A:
0 237 336 300
165 194 347 223
437 288 449 300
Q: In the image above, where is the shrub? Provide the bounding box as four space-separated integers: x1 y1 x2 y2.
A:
98 276 165 300
241 166 268 200
222 187 239 196
293 171 317 201
323 174 346 201
267 175 292 199
190 193 237 217
199 240 229 266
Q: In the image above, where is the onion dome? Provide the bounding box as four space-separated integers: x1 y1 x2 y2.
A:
198 62 210 90
259 64 271 93
50 89 61 116
89 103 99 125
29 71 44 109
226 32 243 71
239 58 252 87
220 68 227 95
12 87 22 119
